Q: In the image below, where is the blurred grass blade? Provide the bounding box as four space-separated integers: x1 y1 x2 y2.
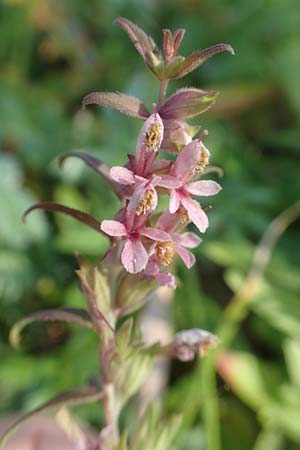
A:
253 428 284 450
10 308 96 350
0 387 103 449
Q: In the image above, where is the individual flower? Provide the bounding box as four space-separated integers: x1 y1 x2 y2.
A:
100 219 170 274
167 141 222 232
110 167 180 216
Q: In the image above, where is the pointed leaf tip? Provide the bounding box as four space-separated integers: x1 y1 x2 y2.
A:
169 43 235 79
23 202 103 234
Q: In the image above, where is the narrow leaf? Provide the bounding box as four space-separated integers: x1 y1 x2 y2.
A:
115 17 160 61
159 88 218 119
82 92 149 120
0 387 103 449
59 151 122 198
23 202 104 235
10 308 96 350
170 43 234 79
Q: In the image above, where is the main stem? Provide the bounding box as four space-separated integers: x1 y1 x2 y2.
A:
158 79 168 107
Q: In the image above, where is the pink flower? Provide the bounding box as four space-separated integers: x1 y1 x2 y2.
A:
167 141 222 233
110 167 180 216
156 210 202 269
100 219 170 274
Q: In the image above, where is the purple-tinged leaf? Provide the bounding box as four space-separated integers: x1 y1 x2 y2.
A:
59 151 122 199
169 43 235 79
10 308 95 350
173 29 185 55
82 92 149 120
115 17 160 61
0 387 103 450
159 88 219 119
162 29 174 60
23 202 104 235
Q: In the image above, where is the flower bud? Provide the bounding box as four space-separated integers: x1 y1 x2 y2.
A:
164 328 219 361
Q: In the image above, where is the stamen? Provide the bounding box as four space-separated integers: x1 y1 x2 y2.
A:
195 146 210 174
145 122 162 151
156 241 176 266
136 189 156 215
178 206 190 225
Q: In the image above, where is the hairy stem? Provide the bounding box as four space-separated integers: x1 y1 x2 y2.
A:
158 79 169 107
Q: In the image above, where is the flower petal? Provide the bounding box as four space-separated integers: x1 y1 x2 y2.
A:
155 272 176 289
173 232 202 248
127 183 158 214
110 166 135 185
100 220 127 237
169 189 180 213
157 210 179 232
176 245 196 269
185 180 222 196
181 196 209 233
121 238 148 273
172 141 201 181
142 227 170 241
157 174 181 189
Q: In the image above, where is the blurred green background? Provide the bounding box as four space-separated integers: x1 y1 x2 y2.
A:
1 0 300 449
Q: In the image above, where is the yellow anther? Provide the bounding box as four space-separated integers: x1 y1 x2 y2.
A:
145 123 161 151
156 241 176 266
178 207 190 225
136 189 156 215
195 146 210 174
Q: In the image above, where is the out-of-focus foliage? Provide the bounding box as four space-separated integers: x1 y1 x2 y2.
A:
0 0 300 449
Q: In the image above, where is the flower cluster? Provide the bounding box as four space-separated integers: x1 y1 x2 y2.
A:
101 113 221 287
24 17 233 290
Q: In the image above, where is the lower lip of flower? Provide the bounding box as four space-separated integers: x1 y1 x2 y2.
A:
156 241 176 266
136 189 156 215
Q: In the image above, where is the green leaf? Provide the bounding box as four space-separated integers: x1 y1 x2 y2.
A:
0 387 103 449
283 338 300 387
116 277 156 317
131 404 181 450
253 428 284 450
116 318 134 359
76 258 115 333
9 308 96 350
